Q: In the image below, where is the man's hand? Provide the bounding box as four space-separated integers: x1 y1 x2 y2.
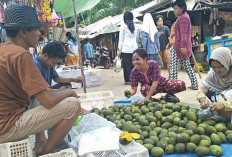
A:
199 97 209 109
166 43 171 50
209 102 225 111
59 86 67 91
117 50 121 56
74 77 83 83
67 89 80 98
181 48 188 54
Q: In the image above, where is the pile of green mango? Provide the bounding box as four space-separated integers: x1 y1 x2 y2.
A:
91 100 232 157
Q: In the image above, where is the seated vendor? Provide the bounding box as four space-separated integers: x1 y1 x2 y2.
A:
34 41 83 90
129 48 186 100
0 4 81 156
197 47 232 118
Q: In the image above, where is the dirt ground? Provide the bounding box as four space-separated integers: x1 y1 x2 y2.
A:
74 67 208 109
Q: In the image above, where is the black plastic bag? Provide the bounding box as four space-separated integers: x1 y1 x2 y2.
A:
161 94 180 103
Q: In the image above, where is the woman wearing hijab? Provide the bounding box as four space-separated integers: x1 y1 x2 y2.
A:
117 11 139 85
197 47 232 118
167 0 198 90
141 13 160 62
65 32 78 66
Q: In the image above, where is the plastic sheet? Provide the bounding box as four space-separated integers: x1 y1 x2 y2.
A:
114 96 143 105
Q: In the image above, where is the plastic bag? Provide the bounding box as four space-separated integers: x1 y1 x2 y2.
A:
161 94 180 103
197 97 219 121
197 108 220 121
114 56 121 73
78 127 120 156
213 89 232 102
197 108 213 120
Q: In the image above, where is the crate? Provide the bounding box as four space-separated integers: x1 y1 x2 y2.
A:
0 138 33 157
84 141 149 157
39 148 77 157
78 91 114 111
64 113 149 157
52 69 82 89
65 113 116 146
84 69 102 88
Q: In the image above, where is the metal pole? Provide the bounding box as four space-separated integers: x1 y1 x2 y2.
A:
72 0 87 93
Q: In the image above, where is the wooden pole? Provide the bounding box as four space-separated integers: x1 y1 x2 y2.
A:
192 51 202 79
72 0 87 93
46 20 50 41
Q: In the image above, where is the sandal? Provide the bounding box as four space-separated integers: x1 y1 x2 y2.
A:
187 86 198 90
124 82 130 85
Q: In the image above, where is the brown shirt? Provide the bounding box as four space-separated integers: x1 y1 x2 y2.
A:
0 42 49 135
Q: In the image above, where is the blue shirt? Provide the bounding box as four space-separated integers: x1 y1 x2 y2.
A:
141 31 160 55
83 43 94 59
33 56 59 86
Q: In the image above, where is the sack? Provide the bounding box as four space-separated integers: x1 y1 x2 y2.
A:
114 56 121 73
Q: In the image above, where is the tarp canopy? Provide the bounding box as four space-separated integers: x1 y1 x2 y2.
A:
97 24 119 35
54 0 101 18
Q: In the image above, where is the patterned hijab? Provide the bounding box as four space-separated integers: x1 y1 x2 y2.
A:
205 47 232 91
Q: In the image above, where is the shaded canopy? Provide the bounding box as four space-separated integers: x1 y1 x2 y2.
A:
54 0 101 18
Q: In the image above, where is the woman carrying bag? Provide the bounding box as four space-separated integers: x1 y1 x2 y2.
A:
167 0 198 90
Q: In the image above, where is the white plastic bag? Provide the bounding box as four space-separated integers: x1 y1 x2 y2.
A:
114 56 121 73
212 89 232 102
78 127 120 156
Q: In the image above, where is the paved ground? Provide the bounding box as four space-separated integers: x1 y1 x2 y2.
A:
74 67 208 109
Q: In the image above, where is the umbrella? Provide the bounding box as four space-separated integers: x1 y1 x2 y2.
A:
54 0 101 18
54 0 101 93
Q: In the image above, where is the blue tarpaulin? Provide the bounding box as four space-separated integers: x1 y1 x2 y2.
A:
114 96 142 105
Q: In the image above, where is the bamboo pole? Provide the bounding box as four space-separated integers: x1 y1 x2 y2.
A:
192 51 202 79
72 0 87 93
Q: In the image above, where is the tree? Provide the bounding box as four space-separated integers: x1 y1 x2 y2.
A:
65 0 153 28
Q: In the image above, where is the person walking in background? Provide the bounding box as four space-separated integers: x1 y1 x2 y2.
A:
155 15 170 77
65 32 79 66
167 0 198 90
141 13 161 66
83 38 94 68
117 11 139 85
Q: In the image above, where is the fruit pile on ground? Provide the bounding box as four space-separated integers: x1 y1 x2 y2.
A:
91 100 232 157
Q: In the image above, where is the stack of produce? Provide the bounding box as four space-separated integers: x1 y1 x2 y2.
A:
91 100 232 157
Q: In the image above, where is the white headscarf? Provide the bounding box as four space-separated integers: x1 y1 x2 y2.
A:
205 47 232 91
141 13 158 42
